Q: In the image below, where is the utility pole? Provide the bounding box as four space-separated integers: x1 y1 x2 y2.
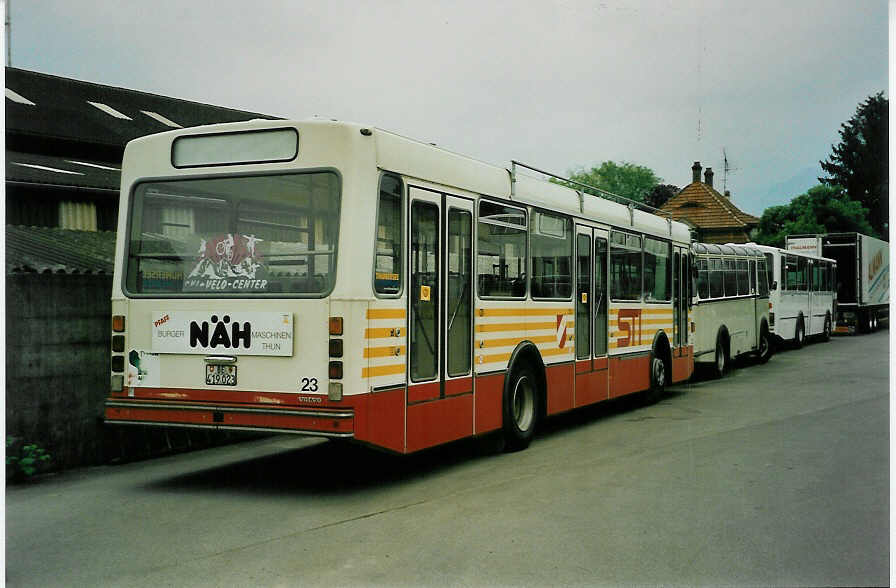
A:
5 0 10 67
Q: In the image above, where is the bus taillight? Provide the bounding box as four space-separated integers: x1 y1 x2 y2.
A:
329 317 343 335
329 361 343 380
111 315 126 393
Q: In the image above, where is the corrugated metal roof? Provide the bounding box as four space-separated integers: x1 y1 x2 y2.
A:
6 151 120 191
5 67 279 149
6 225 117 274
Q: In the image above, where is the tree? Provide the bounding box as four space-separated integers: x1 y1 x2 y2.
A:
754 184 874 248
819 92 888 238
644 184 680 209
555 161 661 204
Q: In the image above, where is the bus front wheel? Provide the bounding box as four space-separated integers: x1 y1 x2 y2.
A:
822 315 831 342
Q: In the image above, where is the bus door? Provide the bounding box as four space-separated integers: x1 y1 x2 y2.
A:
406 187 473 452
574 225 609 406
672 245 691 381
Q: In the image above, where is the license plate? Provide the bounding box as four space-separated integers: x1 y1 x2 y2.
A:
206 364 237 386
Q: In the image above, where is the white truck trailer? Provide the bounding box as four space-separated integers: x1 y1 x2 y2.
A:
786 233 889 333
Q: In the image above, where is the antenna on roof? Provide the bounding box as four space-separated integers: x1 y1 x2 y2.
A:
722 147 739 193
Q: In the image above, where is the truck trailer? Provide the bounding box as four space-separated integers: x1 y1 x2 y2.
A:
786 233 889 333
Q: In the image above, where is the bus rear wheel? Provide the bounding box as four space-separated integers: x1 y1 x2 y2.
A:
644 351 667 404
713 336 728 378
502 364 538 452
794 318 805 348
822 315 831 342
757 324 773 363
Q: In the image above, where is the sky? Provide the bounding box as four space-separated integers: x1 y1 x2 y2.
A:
8 0 889 216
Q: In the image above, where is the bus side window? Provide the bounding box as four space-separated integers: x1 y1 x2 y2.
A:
709 258 724 298
758 259 769 296
530 210 572 299
610 231 642 301
696 258 710 299
749 259 756 294
373 174 403 296
643 237 671 302
477 201 527 298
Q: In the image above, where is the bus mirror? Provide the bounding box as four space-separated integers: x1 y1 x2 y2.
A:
771 281 778 291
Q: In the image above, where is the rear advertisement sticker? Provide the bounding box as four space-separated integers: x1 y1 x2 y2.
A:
151 311 293 356
184 233 269 292
127 349 160 388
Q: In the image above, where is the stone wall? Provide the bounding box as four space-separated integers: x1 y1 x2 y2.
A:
6 273 244 474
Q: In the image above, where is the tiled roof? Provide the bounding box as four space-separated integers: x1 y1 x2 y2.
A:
660 181 760 229
6 225 117 274
5 67 278 149
7 151 120 192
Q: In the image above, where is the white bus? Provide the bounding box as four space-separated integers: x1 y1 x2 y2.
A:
750 244 836 346
104 119 694 454
691 243 772 375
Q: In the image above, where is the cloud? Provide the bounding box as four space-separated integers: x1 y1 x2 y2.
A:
12 0 888 213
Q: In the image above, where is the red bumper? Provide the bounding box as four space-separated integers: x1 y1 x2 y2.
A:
105 398 354 437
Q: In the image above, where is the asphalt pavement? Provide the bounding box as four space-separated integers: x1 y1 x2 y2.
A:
5 329 889 586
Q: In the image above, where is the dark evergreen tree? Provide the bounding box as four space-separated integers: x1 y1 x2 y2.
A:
644 184 680 209
819 92 888 238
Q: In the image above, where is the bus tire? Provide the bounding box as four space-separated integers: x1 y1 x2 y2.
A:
821 314 832 342
645 335 671 403
502 363 538 452
794 316 805 348
713 332 728 378
757 323 773 363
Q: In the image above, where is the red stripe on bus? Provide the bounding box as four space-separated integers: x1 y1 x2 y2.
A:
609 354 650 398
474 372 504 434
545 363 574 416
575 369 609 407
104 405 353 434
445 376 473 397
407 381 440 403
359 387 405 453
406 395 473 453
130 387 362 410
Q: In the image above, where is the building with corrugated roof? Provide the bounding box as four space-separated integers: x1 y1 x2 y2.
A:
5 67 277 272
659 161 759 244
6 68 278 471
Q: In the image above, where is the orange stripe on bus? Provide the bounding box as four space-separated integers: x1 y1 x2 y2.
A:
480 352 512 364
476 321 558 332
540 347 573 357
609 308 673 316
367 308 406 319
362 364 406 378
478 308 573 317
364 345 406 358
479 335 555 348
365 327 403 339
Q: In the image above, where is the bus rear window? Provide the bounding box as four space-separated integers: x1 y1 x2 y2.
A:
125 172 340 296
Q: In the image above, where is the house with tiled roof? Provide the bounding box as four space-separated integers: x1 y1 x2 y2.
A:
659 162 759 244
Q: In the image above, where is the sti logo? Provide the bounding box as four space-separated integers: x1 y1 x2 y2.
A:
190 315 251 349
